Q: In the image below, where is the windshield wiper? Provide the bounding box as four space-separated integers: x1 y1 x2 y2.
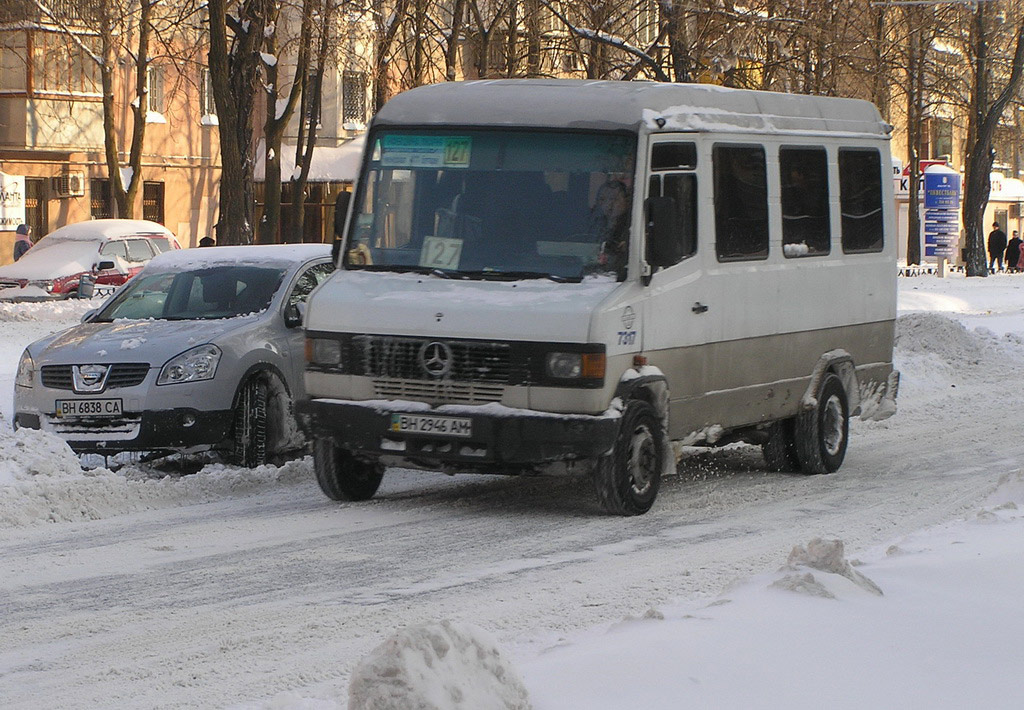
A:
454 270 581 283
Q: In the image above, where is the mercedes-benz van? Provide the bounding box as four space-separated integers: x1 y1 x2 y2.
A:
299 79 899 515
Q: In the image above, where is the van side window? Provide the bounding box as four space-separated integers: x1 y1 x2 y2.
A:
648 174 698 266
651 143 697 171
713 145 768 261
779 147 830 257
839 148 884 253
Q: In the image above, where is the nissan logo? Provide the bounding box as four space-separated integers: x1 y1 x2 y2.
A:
419 341 453 378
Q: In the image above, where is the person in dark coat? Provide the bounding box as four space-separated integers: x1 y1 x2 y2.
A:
1006 230 1022 273
987 222 1007 272
13 224 32 261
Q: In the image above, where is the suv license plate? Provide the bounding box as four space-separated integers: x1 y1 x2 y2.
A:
55 398 123 417
390 413 472 438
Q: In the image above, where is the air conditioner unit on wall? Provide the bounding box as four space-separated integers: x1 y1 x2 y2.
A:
52 171 85 198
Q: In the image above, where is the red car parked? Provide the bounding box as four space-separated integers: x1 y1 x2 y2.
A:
0 219 180 300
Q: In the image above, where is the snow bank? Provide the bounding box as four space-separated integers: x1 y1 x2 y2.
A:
0 298 96 322
0 444 315 528
349 620 531 710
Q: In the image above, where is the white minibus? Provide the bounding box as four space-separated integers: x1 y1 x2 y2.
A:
300 79 899 515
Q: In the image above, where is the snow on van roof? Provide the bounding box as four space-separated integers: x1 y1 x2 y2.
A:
144 243 331 271
43 219 174 242
373 80 890 138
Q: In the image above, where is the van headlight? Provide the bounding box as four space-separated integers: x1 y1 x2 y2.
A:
157 344 221 385
306 337 342 366
545 351 606 381
15 350 34 387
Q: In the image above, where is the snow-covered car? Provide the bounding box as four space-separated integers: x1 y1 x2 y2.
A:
0 219 180 301
13 244 334 465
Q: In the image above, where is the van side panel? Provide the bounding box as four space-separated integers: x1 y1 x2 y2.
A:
655 320 894 439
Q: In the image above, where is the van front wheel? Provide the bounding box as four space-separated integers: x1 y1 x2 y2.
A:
794 373 849 474
593 400 666 516
313 439 384 501
762 418 800 472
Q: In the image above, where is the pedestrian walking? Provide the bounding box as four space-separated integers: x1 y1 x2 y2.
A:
1006 230 1022 274
13 224 31 261
988 222 1007 272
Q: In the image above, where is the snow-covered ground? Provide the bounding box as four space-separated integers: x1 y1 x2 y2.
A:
1 273 1023 709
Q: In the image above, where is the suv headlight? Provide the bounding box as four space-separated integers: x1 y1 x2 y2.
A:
157 344 222 385
15 349 34 387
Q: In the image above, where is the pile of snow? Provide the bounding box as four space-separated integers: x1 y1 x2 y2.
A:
349 620 531 710
521 470 1024 709
0 298 96 322
0 436 316 528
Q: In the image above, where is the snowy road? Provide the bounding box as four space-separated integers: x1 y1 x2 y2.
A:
2 278 1023 708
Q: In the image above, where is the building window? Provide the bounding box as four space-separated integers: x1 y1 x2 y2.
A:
143 181 164 224
342 71 368 124
779 147 830 257
33 33 101 95
839 149 884 254
146 66 164 114
90 178 112 219
713 144 769 261
199 68 216 117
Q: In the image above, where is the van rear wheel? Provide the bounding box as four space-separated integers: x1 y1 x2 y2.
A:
313 439 384 501
593 400 666 516
794 373 848 474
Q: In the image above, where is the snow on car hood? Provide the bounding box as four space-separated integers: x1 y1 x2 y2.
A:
306 270 620 342
0 241 99 281
27 317 256 365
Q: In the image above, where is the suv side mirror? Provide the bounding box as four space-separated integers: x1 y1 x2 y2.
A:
645 196 683 274
284 302 305 328
95 260 116 272
81 308 97 323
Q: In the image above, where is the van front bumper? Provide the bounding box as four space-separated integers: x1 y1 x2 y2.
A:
298 398 618 471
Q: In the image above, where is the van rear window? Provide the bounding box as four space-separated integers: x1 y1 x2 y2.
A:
780 147 830 257
839 149 884 253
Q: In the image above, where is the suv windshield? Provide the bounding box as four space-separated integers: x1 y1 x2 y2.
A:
93 265 286 321
345 129 636 281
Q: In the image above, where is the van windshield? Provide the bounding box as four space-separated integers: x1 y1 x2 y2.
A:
346 129 636 281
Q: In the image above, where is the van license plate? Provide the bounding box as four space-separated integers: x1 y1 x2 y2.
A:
56 398 123 417
390 413 472 437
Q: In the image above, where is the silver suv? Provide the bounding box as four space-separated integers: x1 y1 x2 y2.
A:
13 244 333 466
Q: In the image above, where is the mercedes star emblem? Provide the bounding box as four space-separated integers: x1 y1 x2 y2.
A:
419 341 453 378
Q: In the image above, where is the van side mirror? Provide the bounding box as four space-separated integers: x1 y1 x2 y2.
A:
645 196 683 273
284 302 305 329
78 273 96 298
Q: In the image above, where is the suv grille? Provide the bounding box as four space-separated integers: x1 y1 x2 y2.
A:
41 363 151 391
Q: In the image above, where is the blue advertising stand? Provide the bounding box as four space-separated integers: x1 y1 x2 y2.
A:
923 168 961 270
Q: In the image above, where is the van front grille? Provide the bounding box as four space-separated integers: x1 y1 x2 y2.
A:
354 336 514 384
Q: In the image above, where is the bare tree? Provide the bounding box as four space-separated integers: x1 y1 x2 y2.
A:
33 0 153 218
961 3 1024 276
207 0 273 245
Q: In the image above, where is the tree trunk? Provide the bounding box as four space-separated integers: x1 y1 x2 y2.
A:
962 11 1024 276
207 0 272 245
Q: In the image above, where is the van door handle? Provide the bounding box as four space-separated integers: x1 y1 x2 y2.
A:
692 302 709 314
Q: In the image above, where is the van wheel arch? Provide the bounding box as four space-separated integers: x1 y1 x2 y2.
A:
802 351 860 417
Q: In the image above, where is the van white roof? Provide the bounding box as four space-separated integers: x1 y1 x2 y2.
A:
372 79 890 138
